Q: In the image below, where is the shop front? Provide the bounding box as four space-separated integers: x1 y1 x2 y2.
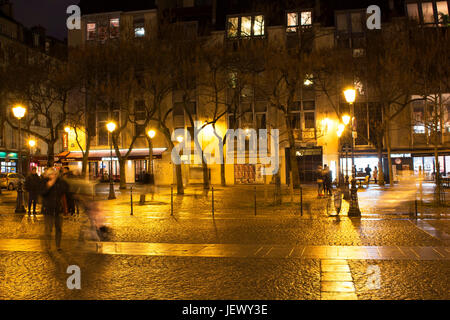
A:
413 153 450 179
286 146 323 184
58 148 167 182
0 151 18 173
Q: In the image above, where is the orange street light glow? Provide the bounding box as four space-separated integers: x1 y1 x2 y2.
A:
12 105 27 119
344 88 356 104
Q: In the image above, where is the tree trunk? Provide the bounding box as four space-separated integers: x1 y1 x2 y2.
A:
82 153 89 179
285 115 300 188
47 144 55 167
81 137 91 179
386 123 394 186
119 158 127 189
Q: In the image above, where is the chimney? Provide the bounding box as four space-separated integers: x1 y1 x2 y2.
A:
0 0 13 18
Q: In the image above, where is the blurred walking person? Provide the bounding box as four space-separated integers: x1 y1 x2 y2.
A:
40 167 69 251
24 167 41 216
62 167 77 215
323 164 333 196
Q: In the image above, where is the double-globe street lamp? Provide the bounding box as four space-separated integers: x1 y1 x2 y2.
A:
343 88 361 217
106 121 117 200
12 104 27 213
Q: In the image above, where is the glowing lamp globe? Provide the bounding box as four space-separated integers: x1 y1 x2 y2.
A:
344 89 356 104
12 105 27 119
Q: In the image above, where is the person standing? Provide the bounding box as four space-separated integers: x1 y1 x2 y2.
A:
373 166 378 184
317 165 324 196
365 165 372 180
40 167 69 251
24 167 41 216
323 164 333 196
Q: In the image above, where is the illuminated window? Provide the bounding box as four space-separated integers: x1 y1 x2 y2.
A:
87 23 96 40
407 3 420 21
253 15 264 36
227 17 239 37
241 16 252 37
301 11 312 26
413 100 426 133
422 2 435 23
134 18 145 37
286 10 312 32
436 1 449 24
110 18 120 38
407 1 449 25
226 15 265 38
287 12 298 32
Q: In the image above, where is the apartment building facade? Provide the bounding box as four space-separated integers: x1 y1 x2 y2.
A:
66 0 450 185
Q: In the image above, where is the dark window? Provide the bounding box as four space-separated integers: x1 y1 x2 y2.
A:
135 100 146 121
355 103 368 145
304 112 315 129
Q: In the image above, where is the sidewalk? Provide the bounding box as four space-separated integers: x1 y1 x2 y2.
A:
0 238 448 260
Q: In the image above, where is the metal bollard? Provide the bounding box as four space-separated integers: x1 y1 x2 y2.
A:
415 198 418 218
171 186 174 216
130 185 133 215
254 186 257 216
300 187 303 216
211 186 214 217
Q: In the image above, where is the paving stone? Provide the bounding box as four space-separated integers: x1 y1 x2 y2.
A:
321 281 355 293
321 292 358 300
321 273 353 281
321 265 351 272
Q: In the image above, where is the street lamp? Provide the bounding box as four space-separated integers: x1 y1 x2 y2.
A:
106 121 117 200
343 88 361 217
147 129 156 175
12 104 27 213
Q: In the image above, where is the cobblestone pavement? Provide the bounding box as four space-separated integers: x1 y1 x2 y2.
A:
0 184 448 300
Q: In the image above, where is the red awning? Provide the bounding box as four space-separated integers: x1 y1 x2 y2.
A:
57 148 167 162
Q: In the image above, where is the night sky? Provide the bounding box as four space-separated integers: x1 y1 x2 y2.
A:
11 0 78 40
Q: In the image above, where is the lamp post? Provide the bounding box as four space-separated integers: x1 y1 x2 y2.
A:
343 88 361 217
28 139 36 172
147 129 156 175
106 121 117 200
12 105 27 213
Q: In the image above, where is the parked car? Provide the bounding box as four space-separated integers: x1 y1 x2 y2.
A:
0 173 25 190
0 173 7 189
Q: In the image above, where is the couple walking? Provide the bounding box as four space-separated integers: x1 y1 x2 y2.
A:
317 164 332 197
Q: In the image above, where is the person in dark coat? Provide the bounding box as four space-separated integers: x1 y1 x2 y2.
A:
24 167 41 216
40 167 69 251
323 164 333 196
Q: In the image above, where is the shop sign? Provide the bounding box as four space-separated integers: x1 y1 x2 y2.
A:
63 133 69 149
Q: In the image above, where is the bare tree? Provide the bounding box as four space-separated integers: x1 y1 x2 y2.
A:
5 50 74 167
